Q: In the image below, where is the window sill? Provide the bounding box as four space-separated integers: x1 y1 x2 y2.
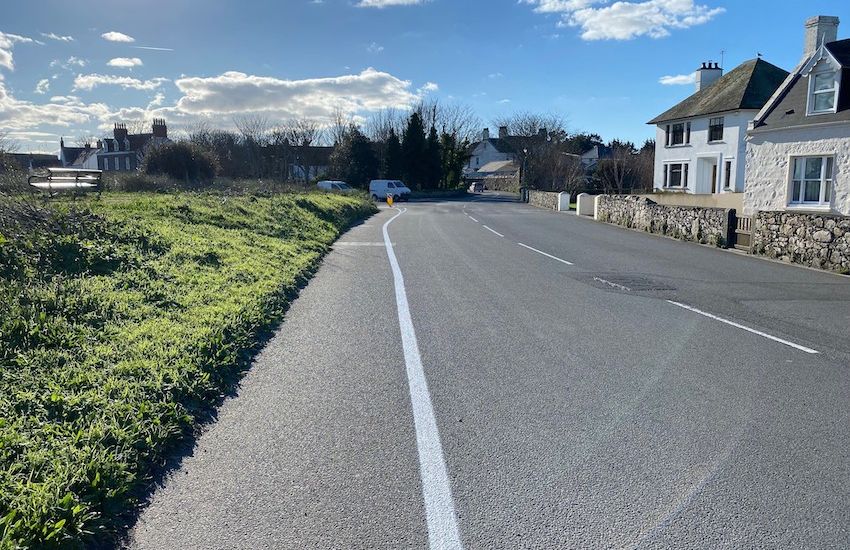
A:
665 144 691 149
786 204 831 212
708 140 726 145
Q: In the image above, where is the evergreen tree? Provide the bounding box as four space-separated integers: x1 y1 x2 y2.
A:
425 126 441 189
439 133 469 189
384 128 403 179
401 112 427 190
329 124 378 188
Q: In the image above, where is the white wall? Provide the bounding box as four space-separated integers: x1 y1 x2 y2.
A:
465 140 515 173
654 110 755 194
744 124 850 215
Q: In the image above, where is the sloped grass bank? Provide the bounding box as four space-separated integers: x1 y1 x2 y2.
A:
0 193 376 548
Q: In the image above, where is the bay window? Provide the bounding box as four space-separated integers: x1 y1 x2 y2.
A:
789 156 833 206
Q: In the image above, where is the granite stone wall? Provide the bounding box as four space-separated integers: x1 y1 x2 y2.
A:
753 211 850 273
596 195 732 247
527 190 559 210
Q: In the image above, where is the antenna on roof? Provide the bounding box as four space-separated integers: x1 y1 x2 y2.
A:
757 52 763 58
720 49 726 69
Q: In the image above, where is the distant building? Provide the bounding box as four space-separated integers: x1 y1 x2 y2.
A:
648 58 789 194
59 119 171 172
465 127 519 174
288 145 333 181
4 153 61 172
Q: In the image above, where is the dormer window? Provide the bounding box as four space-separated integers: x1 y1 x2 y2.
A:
808 71 838 114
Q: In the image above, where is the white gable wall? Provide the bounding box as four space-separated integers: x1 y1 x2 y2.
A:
653 110 755 194
745 124 850 215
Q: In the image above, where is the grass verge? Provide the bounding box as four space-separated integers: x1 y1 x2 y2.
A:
0 192 376 548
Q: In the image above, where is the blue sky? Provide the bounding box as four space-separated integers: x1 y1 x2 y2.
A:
1 0 848 153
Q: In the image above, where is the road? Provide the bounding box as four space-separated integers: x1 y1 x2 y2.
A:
129 192 850 549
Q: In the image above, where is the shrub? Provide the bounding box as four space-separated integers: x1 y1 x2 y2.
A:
141 142 219 184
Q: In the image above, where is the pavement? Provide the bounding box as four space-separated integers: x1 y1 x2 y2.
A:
128 192 850 549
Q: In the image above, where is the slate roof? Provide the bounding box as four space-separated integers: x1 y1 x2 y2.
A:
61 146 87 165
648 59 789 124
753 38 850 131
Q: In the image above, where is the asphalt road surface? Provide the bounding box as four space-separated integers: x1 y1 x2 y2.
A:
129 192 850 549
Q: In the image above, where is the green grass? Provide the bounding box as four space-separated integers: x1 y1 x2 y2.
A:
0 192 376 548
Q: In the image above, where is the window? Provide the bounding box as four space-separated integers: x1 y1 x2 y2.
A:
724 160 733 189
386 182 396 188
664 163 689 187
709 117 724 142
789 156 833 206
809 72 838 114
666 122 690 146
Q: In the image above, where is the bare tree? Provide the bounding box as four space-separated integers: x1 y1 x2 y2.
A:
328 106 353 146
234 115 271 178
491 111 570 189
279 119 325 183
74 135 99 148
596 140 637 194
0 130 19 154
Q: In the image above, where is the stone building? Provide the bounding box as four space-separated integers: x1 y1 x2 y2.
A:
746 15 850 216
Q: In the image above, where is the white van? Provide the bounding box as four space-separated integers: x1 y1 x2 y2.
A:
317 180 354 193
369 180 411 202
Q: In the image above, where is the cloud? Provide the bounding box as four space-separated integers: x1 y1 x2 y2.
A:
173 68 420 118
522 0 724 40
35 78 50 94
73 74 169 91
101 31 135 42
107 57 144 68
147 92 165 108
0 79 111 131
659 72 696 85
367 42 384 54
0 31 37 71
41 32 74 42
488 72 503 79
419 81 439 93
50 56 87 70
356 0 428 7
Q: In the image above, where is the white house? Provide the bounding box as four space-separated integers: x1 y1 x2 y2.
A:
648 59 789 194
745 15 850 216
464 127 517 174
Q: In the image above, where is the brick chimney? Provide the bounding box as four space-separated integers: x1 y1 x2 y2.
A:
498 126 508 139
695 62 723 92
152 118 168 138
804 16 839 58
482 128 490 141
113 123 128 141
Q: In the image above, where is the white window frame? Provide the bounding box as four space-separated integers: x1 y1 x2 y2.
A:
723 159 734 190
807 71 839 116
666 122 691 147
708 117 725 143
663 162 689 188
787 155 834 208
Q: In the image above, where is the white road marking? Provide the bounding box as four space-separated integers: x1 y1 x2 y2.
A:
467 215 479 223
334 241 390 247
517 243 574 266
593 277 630 292
666 300 820 355
482 225 504 237
382 208 464 550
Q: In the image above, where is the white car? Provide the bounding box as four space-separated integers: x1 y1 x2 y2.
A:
317 180 355 193
369 179 411 202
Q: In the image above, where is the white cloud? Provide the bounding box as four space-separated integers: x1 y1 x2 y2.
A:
41 32 74 42
132 46 173 51
522 0 724 40
173 68 420 118
0 31 37 71
367 42 384 54
419 81 439 93
73 74 169 91
107 57 144 68
147 92 165 108
659 72 696 85
356 0 428 7
488 72 503 79
101 31 135 42
35 78 50 94
50 56 87 70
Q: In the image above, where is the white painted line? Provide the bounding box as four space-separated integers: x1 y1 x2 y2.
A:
482 225 504 237
593 276 630 292
666 300 820 355
517 243 574 266
467 216 479 223
334 241 389 247
382 208 464 549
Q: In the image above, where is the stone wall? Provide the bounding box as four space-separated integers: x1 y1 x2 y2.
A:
527 190 559 210
596 195 732 247
753 211 850 273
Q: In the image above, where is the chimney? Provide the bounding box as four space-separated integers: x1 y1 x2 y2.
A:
482 128 490 141
695 61 723 92
113 123 128 141
84 142 91 150
96 139 102 149
804 15 839 58
152 118 168 138
498 126 508 139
